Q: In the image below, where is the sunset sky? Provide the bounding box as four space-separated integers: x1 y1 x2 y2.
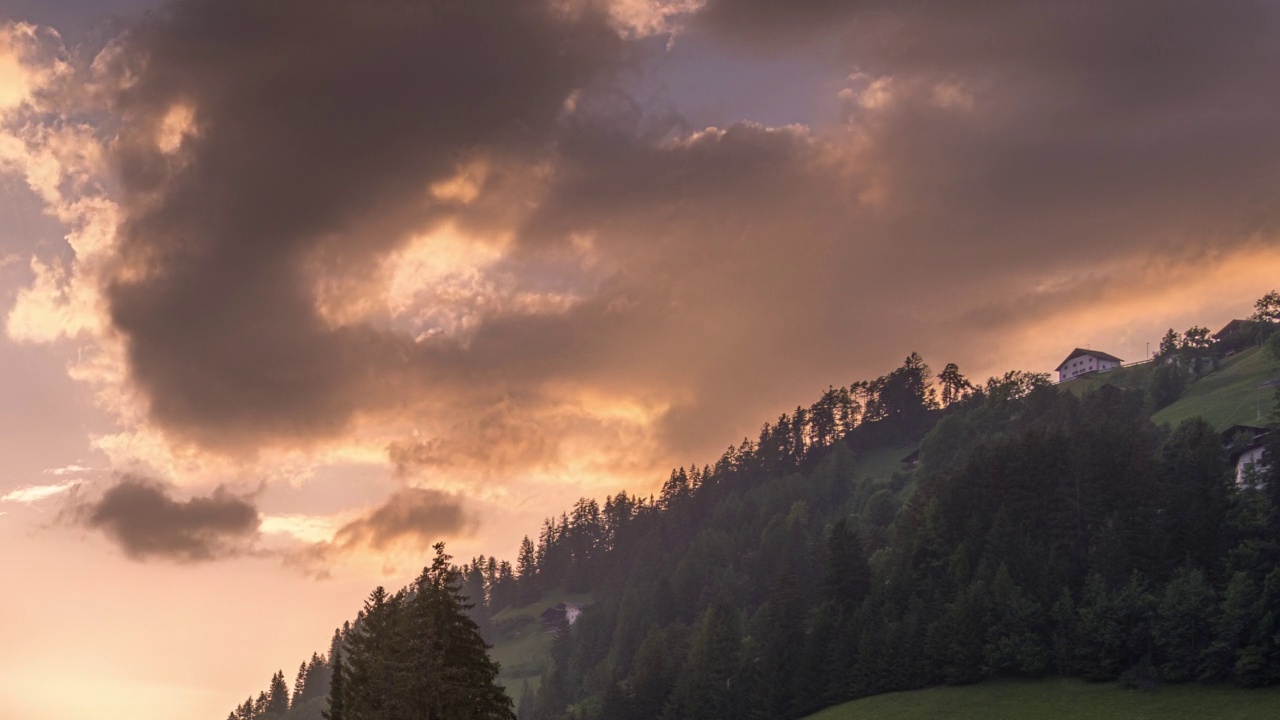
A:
1 1 1279 718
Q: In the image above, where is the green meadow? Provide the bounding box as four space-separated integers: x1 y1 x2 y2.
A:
803 678 1280 720
1153 346 1279 430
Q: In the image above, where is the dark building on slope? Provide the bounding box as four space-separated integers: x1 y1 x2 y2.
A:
540 602 582 632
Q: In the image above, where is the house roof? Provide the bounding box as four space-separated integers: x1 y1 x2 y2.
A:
1227 439 1269 464
1054 348 1123 372
1221 424 1269 443
540 603 583 620
1222 425 1270 463
1214 319 1264 339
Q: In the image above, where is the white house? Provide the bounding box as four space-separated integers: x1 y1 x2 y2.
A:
1235 446 1267 485
563 603 582 625
1055 349 1123 383
1223 425 1270 486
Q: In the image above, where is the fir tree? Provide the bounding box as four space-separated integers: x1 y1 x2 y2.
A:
664 601 745 720
266 670 289 715
1153 566 1217 681
516 536 539 605
413 543 515 719
823 518 871 613
293 662 308 707
322 643 344 720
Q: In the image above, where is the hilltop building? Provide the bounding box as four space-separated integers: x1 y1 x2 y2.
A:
1223 425 1271 486
900 447 920 470
1214 319 1270 354
1055 348 1123 383
540 602 583 632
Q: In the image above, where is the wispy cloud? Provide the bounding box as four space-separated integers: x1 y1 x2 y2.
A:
260 513 339 545
1 480 79 504
44 464 96 477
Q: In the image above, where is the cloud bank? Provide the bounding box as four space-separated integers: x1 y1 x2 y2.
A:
282 488 476 576
3 1 1280 564
67 477 259 561
330 488 476 553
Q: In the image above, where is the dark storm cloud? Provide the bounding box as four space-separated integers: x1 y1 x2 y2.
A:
68 477 259 561
505 122 874 454
96 0 1280 469
502 0 1280 453
691 0 1280 254
694 0 856 42
104 0 622 449
825 1 1280 270
331 488 474 552
286 488 475 575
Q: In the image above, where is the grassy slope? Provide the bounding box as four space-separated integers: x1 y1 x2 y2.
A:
1153 347 1279 430
803 679 1280 720
1058 360 1155 397
801 354 1280 720
489 588 592 702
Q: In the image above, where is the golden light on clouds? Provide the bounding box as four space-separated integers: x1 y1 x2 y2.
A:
841 74 895 110
0 24 120 356
428 159 489 204
155 103 196 153
88 419 393 492
970 241 1280 381
384 223 508 327
0 23 56 113
605 0 706 37
260 513 340 545
0 32 30 111
0 480 78 504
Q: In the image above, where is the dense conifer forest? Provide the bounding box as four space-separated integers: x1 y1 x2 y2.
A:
225 294 1280 720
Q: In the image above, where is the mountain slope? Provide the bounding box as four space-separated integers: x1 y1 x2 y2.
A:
802 679 1280 720
517 359 1280 720
1153 347 1279 430
489 588 593 702
224 348 1280 720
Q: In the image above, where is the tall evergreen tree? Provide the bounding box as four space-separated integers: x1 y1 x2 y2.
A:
293 662 308 707
938 363 974 407
411 543 515 720
823 518 871 613
266 670 290 715
664 601 745 720
1156 419 1232 575
323 643 344 720
516 536 539 605
1153 566 1217 681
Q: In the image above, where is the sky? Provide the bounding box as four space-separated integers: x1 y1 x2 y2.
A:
1 1 1279 718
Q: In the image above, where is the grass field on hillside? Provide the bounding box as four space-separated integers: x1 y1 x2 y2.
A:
489 588 592 702
1058 359 1155 397
803 679 1280 720
1153 347 1279 430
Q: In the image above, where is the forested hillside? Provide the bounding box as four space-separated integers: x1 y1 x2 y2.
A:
223 302 1280 720
510 363 1280 720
